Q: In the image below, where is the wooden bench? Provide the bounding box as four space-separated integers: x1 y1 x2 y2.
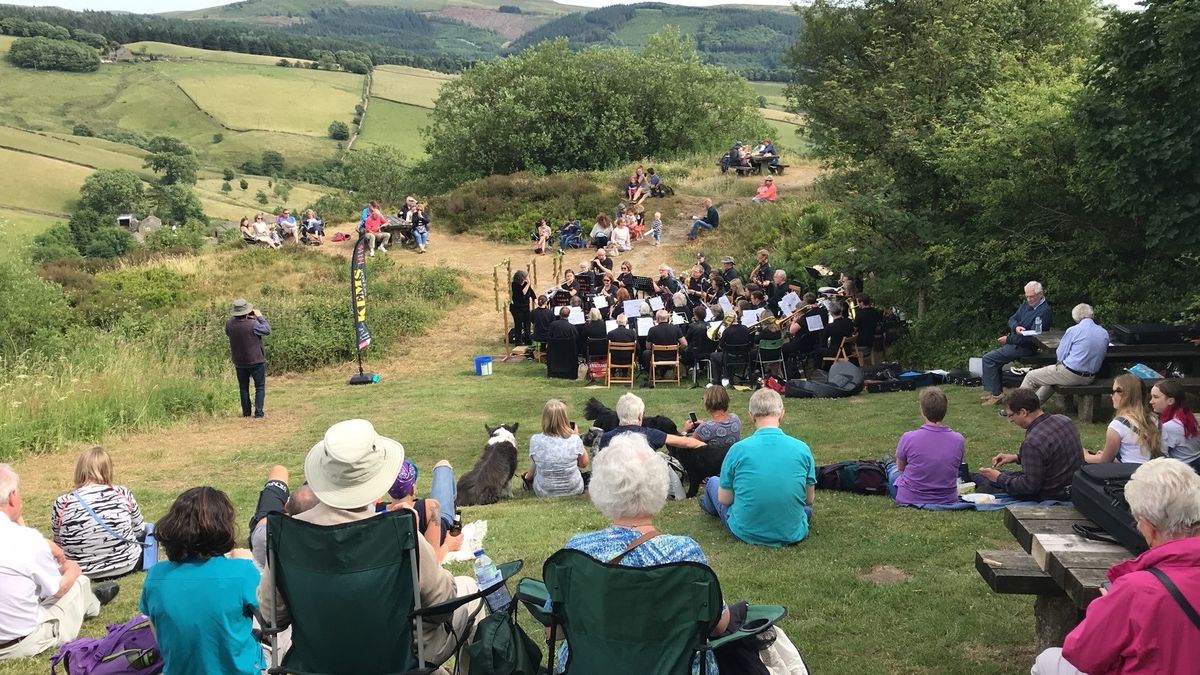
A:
733 165 755 176
1054 376 1200 423
768 163 789 175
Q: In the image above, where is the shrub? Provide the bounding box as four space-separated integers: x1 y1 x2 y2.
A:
72 122 94 137
430 172 610 242
212 133 224 144
239 179 249 191
328 120 350 140
80 227 136 260
30 223 81 264
144 222 207 253
309 192 358 224
255 189 269 205
7 36 100 72
221 181 232 193
261 150 285 175
223 168 235 181
0 258 72 358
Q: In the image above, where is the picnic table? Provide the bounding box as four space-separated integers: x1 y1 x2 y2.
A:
976 505 1130 650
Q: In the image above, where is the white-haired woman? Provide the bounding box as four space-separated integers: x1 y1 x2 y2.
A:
1033 458 1200 675
559 432 728 674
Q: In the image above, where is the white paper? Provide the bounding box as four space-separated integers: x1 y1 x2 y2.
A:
592 295 608 309
1021 330 1040 336
605 320 617 334
648 296 665 311
718 295 734 314
779 291 801 316
637 318 652 337
568 307 586 325
623 300 642 318
704 307 715 322
805 314 825 332
741 308 764 327
671 312 686 325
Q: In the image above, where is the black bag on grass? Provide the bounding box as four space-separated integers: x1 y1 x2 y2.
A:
1071 464 1148 555
815 460 888 495
468 602 542 675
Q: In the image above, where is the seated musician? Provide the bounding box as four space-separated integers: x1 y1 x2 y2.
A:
682 305 717 372
592 248 614 275
609 287 631 321
783 293 828 364
607 313 636 344
582 308 608 359
683 265 705 306
751 250 773 287
853 294 884 361
709 309 752 387
820 301 856 367
749 290 768 312
652 265 682 297
754 316 786 381
768 270 790 315
641 310 688 376
615 261 635 293
720 256 738 285
575 262 596 297
547 307 580 380
695 252 712 277
595 274 616 311
705 269 726 304
531 295 554 346
559 270 580 301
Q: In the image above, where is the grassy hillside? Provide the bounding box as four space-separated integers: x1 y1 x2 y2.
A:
372 64 455 108
356 98 431 154
125 40 315 66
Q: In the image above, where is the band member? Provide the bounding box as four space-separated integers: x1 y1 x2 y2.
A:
705 269 726 304
695 252 712 278
783 292 828 364
610 287 631 320
768 269 790 316
531 295 555 344
616 261 635 293
751 249 773 287
652 265 682 308
559 270 579 300
749 290 768 312
720 256 738 285
592 248 614 275
510 270 535 345
685 265 706 306
682 305 717 372
709 308 752 386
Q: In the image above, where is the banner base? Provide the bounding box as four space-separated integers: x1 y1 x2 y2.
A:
349 372 379 385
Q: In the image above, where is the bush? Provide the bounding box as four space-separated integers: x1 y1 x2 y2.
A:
212 133 224 144
328 120 350 140
221 181 232 193
239 179 249 191
255 189 269 205
72 122 94 137
80 226 136 260
430 172 610 242
144 222 207 253
223 168 235 181
261 150 285 175
7 36 100 72
0 258 72 357
30 223 81 264
309 192 359 224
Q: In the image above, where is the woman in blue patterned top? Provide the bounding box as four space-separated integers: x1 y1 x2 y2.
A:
558 432 728 674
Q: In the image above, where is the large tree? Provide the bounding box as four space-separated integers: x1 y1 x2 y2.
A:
143 136 199 185
424 30 770 180
78 169 145 218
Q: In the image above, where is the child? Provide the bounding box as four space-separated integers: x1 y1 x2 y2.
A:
650 212 663 246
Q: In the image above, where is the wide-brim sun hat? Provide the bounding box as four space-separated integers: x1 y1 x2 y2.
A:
305 419 404 509
230 298 254 317
721 256 736 264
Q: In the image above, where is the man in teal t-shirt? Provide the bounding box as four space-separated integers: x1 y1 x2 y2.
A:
699 388 815 547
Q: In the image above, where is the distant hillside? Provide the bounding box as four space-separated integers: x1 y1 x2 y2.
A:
508 3 800 80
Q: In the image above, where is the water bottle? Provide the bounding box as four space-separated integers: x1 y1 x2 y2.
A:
142 522 158 570
1033 316 1042 333
473 549 512 613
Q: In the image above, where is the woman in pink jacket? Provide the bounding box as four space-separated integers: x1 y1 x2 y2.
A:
1032 457 1200 675
751 176 777 203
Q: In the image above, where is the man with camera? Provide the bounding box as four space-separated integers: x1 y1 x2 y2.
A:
225 298 271 419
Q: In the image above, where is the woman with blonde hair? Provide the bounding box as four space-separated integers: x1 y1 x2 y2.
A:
51 446 146 579
1085 374 1162 464
522 399 589 497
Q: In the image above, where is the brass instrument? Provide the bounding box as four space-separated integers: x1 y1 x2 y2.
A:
748 307 805 334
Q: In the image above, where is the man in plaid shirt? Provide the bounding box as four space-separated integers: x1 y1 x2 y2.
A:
976 389 1083 500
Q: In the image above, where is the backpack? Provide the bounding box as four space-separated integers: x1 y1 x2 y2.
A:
50 614 163 675
467 603 542 675
1071 464 1148 554
815 460 888 495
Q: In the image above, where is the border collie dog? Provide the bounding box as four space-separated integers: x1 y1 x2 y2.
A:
457 423 519 506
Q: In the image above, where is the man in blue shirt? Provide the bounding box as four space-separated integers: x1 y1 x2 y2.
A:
981 281 1053 405
699 389 815 547
1020 303 1108 402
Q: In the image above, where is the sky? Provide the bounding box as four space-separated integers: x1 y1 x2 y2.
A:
2 0 1147 14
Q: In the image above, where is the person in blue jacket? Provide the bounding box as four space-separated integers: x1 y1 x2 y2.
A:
980 281 1052 405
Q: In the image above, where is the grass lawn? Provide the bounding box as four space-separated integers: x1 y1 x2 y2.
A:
125 41 314 67
0 354 1110 674
0 148 90 215
371 65 454 109
355 98 432 155
166 62 364 137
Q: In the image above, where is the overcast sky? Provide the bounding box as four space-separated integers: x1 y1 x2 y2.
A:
1 0 1146 16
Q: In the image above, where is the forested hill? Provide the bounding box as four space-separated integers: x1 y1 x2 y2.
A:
507 3 800 81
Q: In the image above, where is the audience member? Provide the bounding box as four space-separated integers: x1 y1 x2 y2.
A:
558 433 727 674
275 209 298 242
682 385 742 453
140 486 261 675
534 217 552 255
385 459 463 563
686 198 720 241
751 176 777 203
258 420 482 667
362 201 391 256
51 446 146 580
251 213 282 247
301 209 323 245
522 399 589 498
975 389 1082 500
1151 379 1200 470
649 211 662 246
980 281 1052 405
699 389 815 547
590 214 613 249
598 393 704 451
1020 303 1108 402
885 388 965 506
225 298 271 419
1084 374 1161 465
411 202 430 254
1032 458 1200 675
242 215 280 248
246 466 317 569
610 218 632 252
0 464 116 662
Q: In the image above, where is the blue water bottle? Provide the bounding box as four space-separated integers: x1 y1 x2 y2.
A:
142 522 158 570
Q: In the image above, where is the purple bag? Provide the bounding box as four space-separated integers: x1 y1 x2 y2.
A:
50 614 162 675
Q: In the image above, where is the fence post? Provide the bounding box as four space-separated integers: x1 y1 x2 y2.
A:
493 259 510 343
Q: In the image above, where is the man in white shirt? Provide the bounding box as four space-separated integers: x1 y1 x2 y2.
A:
1020 304 1109 402
0 464 115 661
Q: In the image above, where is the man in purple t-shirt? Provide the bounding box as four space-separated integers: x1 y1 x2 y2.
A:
887 387 965 506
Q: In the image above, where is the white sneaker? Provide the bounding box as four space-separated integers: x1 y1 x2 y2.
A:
369 250 375 257
378 245 387 253
721 378 730 387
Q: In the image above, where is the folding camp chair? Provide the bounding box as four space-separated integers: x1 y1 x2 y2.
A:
515 549 785 675
261 510 521 675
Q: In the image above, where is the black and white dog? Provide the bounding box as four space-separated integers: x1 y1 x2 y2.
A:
457 423 519 506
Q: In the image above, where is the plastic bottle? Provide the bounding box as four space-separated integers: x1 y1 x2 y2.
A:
142 522 158 570
1033 316 1042 333
473 548 512 613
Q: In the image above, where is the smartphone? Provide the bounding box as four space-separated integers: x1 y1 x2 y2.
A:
375 501 390 513
688 412 698 424
570 421 576 431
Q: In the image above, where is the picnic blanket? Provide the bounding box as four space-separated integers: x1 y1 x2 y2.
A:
910 494 1071 512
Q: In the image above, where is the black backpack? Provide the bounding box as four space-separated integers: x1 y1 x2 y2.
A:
1071 464 1148 554
815 460 888 495
468 603 542 675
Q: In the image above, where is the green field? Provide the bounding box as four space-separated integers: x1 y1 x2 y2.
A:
372 64 454 108
613 9 706 44
751 80 789 111
125 41 314 66
355 98 432 155
0 148 91 215
0 125 152 177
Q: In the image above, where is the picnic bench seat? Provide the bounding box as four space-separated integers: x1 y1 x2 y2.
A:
768 163 789 175
1054 376 1200 423
975 549 1058 596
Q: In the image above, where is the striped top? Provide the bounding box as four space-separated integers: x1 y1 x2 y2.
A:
51 483 145 579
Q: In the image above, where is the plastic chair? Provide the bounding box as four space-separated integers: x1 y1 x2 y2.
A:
650 344 682 387
756 337 787 381
261 510 520 675
607 342 636 388
515 549 785 675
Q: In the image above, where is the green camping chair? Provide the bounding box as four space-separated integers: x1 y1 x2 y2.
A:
262 510 521 675
515 548 785 675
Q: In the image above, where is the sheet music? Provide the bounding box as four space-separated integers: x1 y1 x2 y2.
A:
593 295 608 309
671 312 686 325
718 296 734 314
637 318 652 337
805 314 825 332
741 308 763 327
648 296 665 311
779 292 801 316
568 307 586 325
704 307 715 322
624 300 642 318
605 320 617 333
